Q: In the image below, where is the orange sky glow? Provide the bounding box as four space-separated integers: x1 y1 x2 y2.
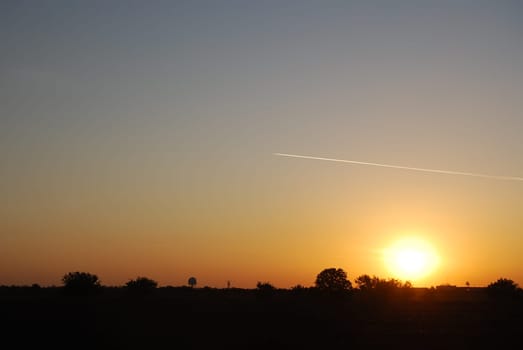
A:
1 1 523 288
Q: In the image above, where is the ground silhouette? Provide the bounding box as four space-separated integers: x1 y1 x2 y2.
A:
1 271 522 348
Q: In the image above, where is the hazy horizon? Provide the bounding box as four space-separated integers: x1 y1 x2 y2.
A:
2 0 522 288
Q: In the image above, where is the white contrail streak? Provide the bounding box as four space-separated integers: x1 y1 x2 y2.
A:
274 153 523 181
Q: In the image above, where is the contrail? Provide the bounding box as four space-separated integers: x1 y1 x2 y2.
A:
274 153 523 181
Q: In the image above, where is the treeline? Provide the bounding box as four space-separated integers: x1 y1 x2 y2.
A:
1 268 521 300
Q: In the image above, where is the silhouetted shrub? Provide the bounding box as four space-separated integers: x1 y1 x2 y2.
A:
256 281 276 299
256 281 276 291
126 277 158 295
355 274 411 291
291 284 306 291
374 277 403 292
315 268 352 292
354 275 413 300
62 271 101 295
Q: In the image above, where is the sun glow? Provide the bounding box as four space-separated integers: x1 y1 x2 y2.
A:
383 237 439 281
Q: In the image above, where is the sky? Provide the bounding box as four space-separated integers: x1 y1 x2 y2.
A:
1 0 522 288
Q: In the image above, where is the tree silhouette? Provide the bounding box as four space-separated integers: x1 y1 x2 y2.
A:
487 278 520 298
62 271 101 295
188 277 197 288
315 268 352 292
126 277 158 295
355 274 374 290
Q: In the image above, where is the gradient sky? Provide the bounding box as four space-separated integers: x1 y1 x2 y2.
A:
2 0 522 288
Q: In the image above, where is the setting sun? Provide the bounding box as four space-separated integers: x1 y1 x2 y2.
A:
383 237 440 282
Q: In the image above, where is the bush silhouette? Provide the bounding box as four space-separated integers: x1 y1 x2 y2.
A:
256 281 276 299
374 277 404 291
315 268 352 292
62 271 101 295
126 277 158 295
256 281 276 292
355 274 412 295
291 284 307 291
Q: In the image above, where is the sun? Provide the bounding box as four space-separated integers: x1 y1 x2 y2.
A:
383 237 439 281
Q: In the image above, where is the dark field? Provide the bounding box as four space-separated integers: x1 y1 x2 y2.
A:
2 287 522 349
